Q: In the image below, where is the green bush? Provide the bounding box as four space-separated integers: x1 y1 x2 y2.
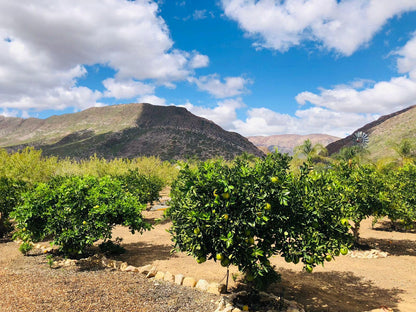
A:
12 175 151 256
167 152 352 290
384 163 416 228
330 161 389 242
0 177 27 237
116 169 164 205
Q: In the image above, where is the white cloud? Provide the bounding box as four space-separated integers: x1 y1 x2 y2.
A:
296 76 416 114
0 0 205 113
295 32 416 115
182 98 245 129
177 99 375 137
189 74 252 98
137 95 167 106
396 32 416 77
190 53 210 69
103 79 155 99
1 86 104 112
193 10 208 20
232 107 377 137
221 0 416 55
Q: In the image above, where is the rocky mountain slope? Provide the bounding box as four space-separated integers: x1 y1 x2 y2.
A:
0 103 263 161
248 134 340 155
326 105 416 160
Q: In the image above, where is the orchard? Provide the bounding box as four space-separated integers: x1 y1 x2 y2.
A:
167 152 354 290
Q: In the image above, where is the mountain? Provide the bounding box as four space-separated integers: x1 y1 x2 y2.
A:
326 105 416 160
0 103 264 161
248 134 340 155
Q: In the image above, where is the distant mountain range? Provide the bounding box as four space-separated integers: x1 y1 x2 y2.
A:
248 134 340 155
327 105 416 161
2 103 415 162
0 103 263 161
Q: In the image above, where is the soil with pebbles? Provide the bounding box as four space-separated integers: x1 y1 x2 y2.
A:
1 211 416 312
0 242 217 312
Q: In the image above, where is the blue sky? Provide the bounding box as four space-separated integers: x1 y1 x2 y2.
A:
1 1 416 137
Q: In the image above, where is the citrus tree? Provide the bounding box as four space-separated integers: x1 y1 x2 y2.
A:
12 175 151 256
167 152 352 290
0 177 27 237
115 169 164 205
383 163 416 229
330 161 389 243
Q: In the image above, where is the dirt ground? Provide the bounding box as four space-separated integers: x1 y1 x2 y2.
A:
109 211 416 312
1 211 415 312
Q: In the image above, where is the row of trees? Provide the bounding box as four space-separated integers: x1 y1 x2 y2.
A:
1 142 415 291
167 149 416 289
0 148 173 254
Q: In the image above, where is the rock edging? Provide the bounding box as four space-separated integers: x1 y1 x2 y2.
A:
38 248 305 312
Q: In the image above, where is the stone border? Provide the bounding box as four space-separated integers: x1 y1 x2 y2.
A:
34 245 305 312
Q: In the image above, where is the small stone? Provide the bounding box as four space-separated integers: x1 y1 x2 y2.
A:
174 274 184 285
138 264 153 274
223 304 234 312
182 277 197 287
232 308 242 312
195 279 210 291
123 265 136 272
146 266 157 278
207 282 227 295
112 260 122 270
216 298 226 310
164 271 175 282
119 262 128 271
155 271 165 280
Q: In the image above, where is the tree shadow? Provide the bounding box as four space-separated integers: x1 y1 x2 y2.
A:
270 268 403 312
0 237 12 244
360 237 416 257
143 215 171 226
111 242 176 266
373 220 416 234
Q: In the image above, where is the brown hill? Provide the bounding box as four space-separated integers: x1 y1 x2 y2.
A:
0 103 264 161
248 134 340 155
326 105 416 160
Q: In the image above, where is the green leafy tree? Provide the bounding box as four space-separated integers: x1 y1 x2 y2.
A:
0 177 27 237
116 169 164 205
393 138 416 166
12 175 151 256
167 152 352 290
330 161 388 243
383 163 416 229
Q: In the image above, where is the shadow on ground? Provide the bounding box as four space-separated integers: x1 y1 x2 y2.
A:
112 242 176 265
361 237 416 257
270 268 403 312
373 220 416 234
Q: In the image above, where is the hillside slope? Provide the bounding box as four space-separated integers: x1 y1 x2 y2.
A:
248 134 340 155
326 105 416 160
0 103 263 161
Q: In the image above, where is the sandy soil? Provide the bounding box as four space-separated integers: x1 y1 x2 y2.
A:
110 211 416 312
1 210 415 312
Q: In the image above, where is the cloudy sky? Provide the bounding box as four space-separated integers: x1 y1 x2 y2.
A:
1 0 416 137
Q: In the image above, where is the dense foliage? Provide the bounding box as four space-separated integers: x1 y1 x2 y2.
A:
167 152 353 289
0 177 28 237
330 161 389 242
384 163 416 228
116 169 164 205
12 175 151 256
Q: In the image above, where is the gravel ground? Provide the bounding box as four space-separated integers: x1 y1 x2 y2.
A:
0 245 218 312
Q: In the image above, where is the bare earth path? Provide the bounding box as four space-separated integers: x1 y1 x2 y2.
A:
1 211 416 312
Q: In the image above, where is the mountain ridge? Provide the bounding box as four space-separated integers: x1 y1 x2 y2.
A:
248 134 340 155
326 105 416 159
0 103 264 161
